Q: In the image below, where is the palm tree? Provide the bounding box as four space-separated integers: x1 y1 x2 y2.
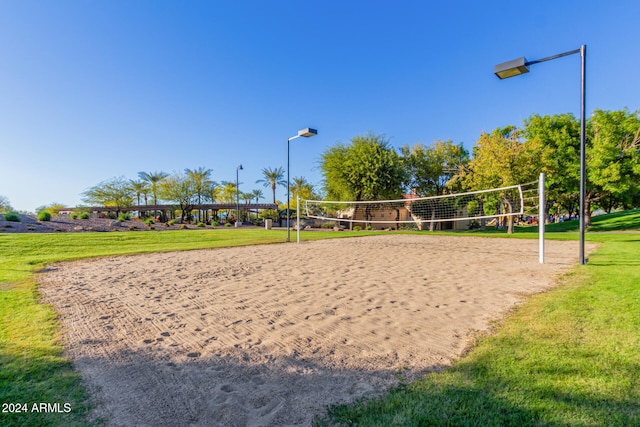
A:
138 170 168 219
290 176 313 196
256 166 286 204
185 166 213 222
241 192 254 220
251 188 264 203
129 179 150 216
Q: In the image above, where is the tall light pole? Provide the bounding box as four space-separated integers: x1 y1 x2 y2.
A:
494 45 587 265
236 164 243 225
287 128 317 242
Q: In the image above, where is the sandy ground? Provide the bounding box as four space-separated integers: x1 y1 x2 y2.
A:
39 234 588 426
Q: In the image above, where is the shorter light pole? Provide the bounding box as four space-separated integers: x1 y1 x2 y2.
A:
287 128 317 242
236 164 243 225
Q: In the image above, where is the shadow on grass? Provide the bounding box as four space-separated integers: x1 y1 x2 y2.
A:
323 355 640 426
0 351 94 427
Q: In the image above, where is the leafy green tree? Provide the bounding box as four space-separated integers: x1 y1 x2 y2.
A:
256 166 286 204
320 133 407 228
0 195 13 214
401 140 469 197
157 172 198 222
525 109 640 225
454 126 541 233
524 113 581 217
82 176 135 216
586 109 640 224
401 140 469 230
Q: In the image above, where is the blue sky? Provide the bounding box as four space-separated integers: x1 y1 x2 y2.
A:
1 1 638 212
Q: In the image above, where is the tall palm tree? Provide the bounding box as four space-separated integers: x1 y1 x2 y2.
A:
251 188 264 203
138 171 168 219
256 166 286 204
129 179 150 216
185 166 213 221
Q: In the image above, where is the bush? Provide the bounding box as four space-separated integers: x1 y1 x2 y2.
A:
196 222 205 227
211 221 219 227
353 225 362 231
224 222 232 227
167 219 176 226
144 218 155 226
80 212 90 219
365 225 374 231
70 212 79 220
37 211 52 221
117 213 131 222
3 212 20 222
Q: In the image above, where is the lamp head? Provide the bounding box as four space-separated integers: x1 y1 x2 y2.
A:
297 128 318 138
494 57 530 79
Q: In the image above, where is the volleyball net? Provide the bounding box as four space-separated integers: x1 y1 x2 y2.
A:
302 180 540 230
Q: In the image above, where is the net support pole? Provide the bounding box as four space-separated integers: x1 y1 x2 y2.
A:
296 196 301 244
539 173 545 264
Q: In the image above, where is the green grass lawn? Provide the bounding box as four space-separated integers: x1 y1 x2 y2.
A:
1 214 639 426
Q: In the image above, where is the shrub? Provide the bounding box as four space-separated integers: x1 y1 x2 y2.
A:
3 212 20 222
37 211 52 221
196 222 205 227
80 212 90 219
353 225 362 231
70 212 79 220
365 226 374 231
211 221 219 227
117 213 131 222
224 222 232 227
144 218 155 226
167 219 176 226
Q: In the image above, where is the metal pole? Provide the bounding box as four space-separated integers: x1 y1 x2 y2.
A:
286 138 290 242
539 173 545 264
296 195 301 244
236 169 239 223
236 165 241 226
579 44 587 265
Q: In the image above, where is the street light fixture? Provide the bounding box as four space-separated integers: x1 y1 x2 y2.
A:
236 164 243 225
287 128 317 242
494 45 587 265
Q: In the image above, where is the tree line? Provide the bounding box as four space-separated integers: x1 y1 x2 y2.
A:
8 107 637 227
319 108 640 228
78 167 319 223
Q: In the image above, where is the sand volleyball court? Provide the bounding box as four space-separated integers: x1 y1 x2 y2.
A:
39 234 586 426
